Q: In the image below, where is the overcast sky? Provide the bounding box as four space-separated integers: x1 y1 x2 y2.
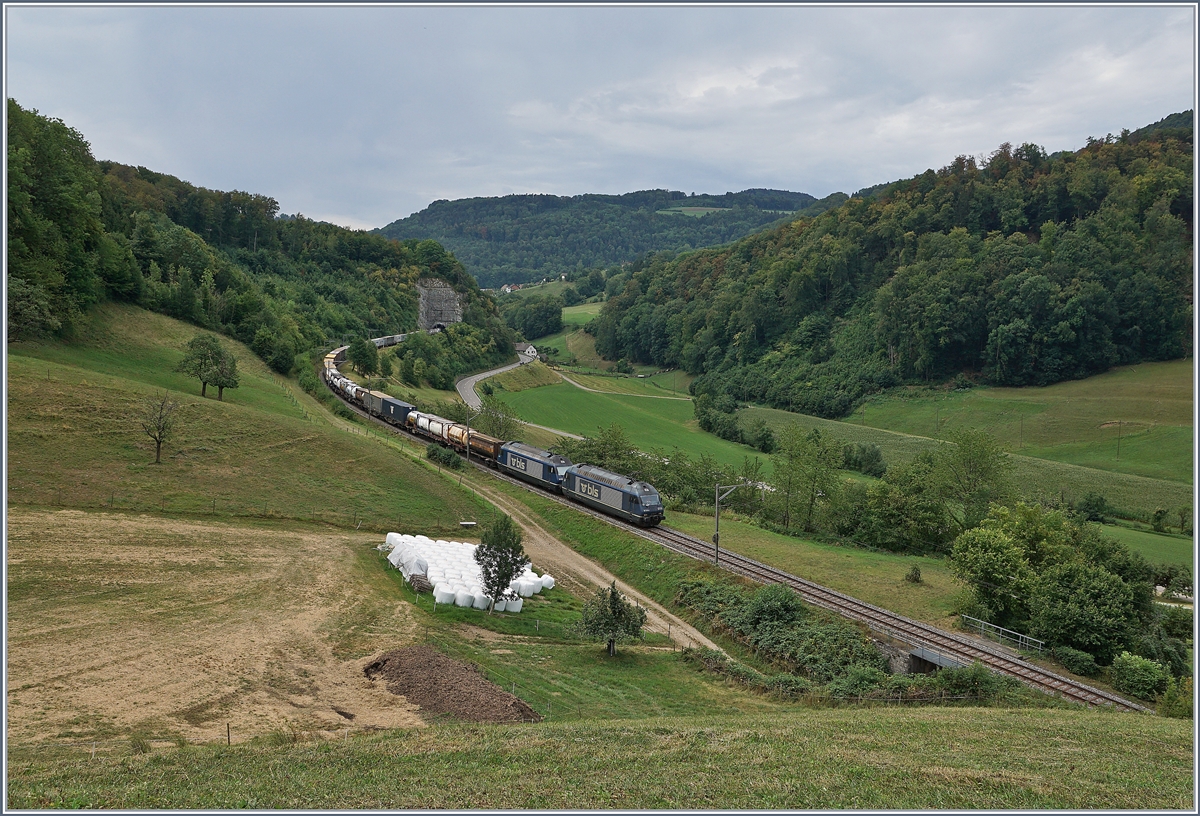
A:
5 3 1195 230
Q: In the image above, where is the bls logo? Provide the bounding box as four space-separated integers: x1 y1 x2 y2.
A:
508 455 527 472
578 480 601 499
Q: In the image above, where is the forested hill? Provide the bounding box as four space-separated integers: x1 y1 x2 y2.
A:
591 112 1193 419
6 99 514 376
375 188 844 289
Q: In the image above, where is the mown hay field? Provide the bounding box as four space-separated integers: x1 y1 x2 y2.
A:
7 708 1192 809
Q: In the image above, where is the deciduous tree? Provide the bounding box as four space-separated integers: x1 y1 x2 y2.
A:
205 350 239 401
577 581 647 656
140 392 178 464
174 334 225 397
473 514 529 614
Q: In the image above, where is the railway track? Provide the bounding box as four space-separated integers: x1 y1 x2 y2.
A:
329 375 1148 713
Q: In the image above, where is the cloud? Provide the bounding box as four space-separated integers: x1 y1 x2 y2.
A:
5 5 1193 227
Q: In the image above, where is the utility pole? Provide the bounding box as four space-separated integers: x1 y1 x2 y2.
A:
713 482 752 567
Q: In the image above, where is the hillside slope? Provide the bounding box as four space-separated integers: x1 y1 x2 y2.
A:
590 112 1193 419
376 188 839 288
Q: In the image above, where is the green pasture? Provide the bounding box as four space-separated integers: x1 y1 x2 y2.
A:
6 304 486 532
561 300 604 327
497 279 570 299
742 405 1192 518
665 511 962 627
489 361 562 392
496 382 770 473
1101 525 1195 569
7 708 1191 809
848 360 1193 484
559 370 692 399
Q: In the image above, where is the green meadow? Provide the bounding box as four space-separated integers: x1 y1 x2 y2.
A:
7 709 1191 809
495 381 771 473
846 360 1193 484
742 404 1191 519
6 303 485 531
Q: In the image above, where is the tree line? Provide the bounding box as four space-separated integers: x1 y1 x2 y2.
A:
588 113 1192 417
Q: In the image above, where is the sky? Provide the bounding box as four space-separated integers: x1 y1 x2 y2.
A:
4 3 1195 230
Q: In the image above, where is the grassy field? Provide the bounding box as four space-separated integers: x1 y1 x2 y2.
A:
7 303 484 531
743 405 1192 518
6 709 1191 809
846 360 1193 484
560 369 693 398
489 361 562 392
1101 524 1195 568
561 300 604 327
496 381 771 473
666 512 962 626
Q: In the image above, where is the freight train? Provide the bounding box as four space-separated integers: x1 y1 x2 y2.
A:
321 341 665 527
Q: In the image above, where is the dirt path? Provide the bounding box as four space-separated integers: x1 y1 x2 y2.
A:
6 509 425 745
464 478 722 652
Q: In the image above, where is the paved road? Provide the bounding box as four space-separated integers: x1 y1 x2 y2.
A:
455 351 537 409
455 352 584 441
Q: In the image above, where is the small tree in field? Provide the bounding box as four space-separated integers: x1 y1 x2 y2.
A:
175 335 224 397
474 514 529 614
205 351 239 401
578 581 647 656
140 392 178 464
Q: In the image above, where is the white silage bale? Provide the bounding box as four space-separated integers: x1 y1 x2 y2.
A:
493 599 508 612
473 594 491 610
541 574 556 590
507 597 524 613
386 532 404 548
433 586 457 605
454 591 475 608
414 557 429 576
517 580 536 598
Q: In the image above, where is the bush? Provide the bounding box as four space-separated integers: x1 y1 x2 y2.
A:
931 661 1013 698
1157 676 1193 719
843 442 886 477
825 665 887 698
1052 645 1099 677
1077 492 1109 523
1109 651 1169 700
425 444 463 470
904 565 922 584
1157 603 1193 640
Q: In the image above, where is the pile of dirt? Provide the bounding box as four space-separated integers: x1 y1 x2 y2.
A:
364 645 542 724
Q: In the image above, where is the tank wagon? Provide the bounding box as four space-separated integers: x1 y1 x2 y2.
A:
497 442 573 493
323 338 664 527
562 464 664 527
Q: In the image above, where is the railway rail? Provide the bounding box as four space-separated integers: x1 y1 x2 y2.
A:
327 368 1148 713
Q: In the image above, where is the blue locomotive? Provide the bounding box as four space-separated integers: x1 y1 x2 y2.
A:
497 442 573 492
562 463 664 527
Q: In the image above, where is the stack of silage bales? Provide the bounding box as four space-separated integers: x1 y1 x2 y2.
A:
379 532 555 615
